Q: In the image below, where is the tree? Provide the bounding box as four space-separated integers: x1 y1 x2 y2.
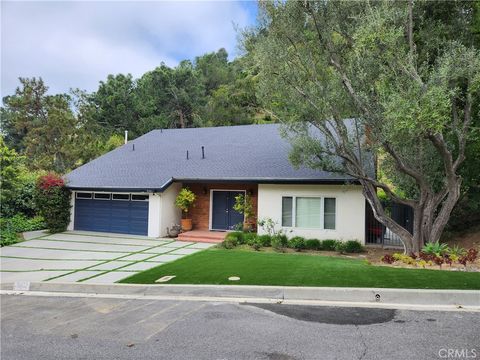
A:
137 61 205 129
195 48 233 95
254 1 480 253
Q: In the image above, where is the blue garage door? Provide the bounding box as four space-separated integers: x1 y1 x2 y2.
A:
74 193 149 235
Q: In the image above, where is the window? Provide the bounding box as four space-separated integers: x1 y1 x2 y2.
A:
112 193 130 201
296 197 321 228
94 193 111 200
282 197 293 227
76 192 92 199
131 194 148 201
324 198 336 230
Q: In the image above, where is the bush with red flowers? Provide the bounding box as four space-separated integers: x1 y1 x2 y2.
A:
381 254 395 264
34 173 71 233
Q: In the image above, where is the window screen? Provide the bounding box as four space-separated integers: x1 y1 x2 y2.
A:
76 192 92 199
112 193 130 201
94 193 111 200
131 194 149 201
282 197 293 227
324 198 336 229
295 197 321 228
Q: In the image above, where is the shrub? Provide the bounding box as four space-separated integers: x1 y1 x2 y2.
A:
271 234 288 250
34 173 71 233
422 242 449 257
243 232 257 246
381 254 395 264
305 239 321 251
222 237 237 249
256 234 272 247
225 231 244 245
392 253 416 265
343 240 365 253
334 241 346 253
322 239 338 251
0 215 46 247
288 236 306 251
251 238 262 251
175 187 196 218
447 245 467 257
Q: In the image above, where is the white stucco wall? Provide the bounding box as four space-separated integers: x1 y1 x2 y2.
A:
257 184 366 243
147 193 162 237
67 191 75 231
158 182 182 237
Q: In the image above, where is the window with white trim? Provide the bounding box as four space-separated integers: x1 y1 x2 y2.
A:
112 193 130 201
94 193 111 200
281 196 336 230
76 192 92 199
131 194 148 201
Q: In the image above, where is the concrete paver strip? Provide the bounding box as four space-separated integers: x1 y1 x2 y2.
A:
117 262 164 272
81 271 140 284
0 247 128 261
47 271 103 283
0 258 99 271
170 248 202 255
147 254 184 263
142 247 178 254
189 243 216 249
163 241 194 248
88 261 136 271
0 271 66 283
120 253 156 261
44 233 169 247
13 239 149 253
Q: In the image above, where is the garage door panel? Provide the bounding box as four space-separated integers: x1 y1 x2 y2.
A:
74 196 149 235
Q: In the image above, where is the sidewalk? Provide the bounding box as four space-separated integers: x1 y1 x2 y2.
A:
2 282 479 311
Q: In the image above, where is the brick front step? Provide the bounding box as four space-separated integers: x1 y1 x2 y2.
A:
177 230 226 243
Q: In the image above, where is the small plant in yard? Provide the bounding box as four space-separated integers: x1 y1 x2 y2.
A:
288 236 306 251
381 254 395 264
433 256 445 268
305 239 321 251
233 194 256 231
447 245 467 258
34 173 70 233
334 241 346 253
322 239 338 251
392 253 416 266
224 231 244 245
175 187 196 231
256 234 272 247
251 238 262 251
243 232 257 246
422 242 449 257
343 240 365 253
271 234 288 251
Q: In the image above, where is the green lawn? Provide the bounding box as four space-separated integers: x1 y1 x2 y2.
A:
119 248 480 289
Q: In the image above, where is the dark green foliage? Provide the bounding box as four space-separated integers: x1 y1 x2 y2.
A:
334 242 346 253
243 232 257 246
305 239 322 251
34 175 71 233
343 240 365 253
222 237 238 249
256 234 272 247
322 240 338 251
0 215 45 247
287 236 306 251
224 231 244 245
271 234 288 250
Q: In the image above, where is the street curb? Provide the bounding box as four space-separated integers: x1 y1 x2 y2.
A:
2 282 479 308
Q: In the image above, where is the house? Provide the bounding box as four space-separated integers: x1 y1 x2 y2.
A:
65 124 366 243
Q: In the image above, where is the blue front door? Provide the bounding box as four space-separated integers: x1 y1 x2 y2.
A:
211 191 244 230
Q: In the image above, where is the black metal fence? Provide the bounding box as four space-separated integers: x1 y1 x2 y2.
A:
365 200 413 248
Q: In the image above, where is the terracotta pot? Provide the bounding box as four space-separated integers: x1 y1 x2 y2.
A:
181 218 193 231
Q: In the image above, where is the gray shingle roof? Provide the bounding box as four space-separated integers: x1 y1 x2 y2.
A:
65 124 356 191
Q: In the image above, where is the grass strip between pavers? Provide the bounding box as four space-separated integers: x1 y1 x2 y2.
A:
77 242 199 282
42 239 177 282
28 238 155 247
119 248 480 290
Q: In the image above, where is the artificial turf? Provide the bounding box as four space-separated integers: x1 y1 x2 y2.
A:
119 248 480 289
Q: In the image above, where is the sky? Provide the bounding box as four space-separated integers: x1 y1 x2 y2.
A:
1 1 258 97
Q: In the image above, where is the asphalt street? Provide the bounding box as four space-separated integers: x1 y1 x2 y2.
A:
1 294 479 360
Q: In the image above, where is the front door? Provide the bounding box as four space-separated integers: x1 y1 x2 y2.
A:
211 191 245 230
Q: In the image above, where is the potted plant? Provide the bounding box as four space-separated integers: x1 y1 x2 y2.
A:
233 193 256 231
175 187 196 231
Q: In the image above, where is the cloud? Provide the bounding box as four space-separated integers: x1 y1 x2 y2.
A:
1 1 255 96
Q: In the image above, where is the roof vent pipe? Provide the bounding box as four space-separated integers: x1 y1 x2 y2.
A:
132 143 135 151
186 150 189 160
124 130 128 144
201 146 205 159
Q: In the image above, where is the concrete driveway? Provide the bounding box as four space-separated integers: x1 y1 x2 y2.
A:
0 231 213 284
